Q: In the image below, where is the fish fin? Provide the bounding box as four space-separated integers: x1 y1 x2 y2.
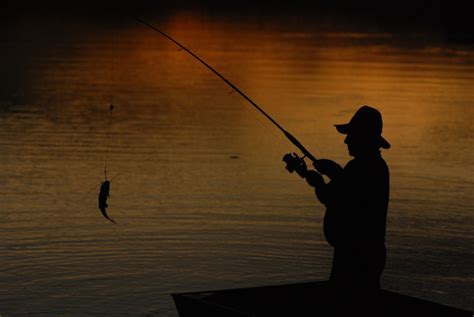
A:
99 207 116 224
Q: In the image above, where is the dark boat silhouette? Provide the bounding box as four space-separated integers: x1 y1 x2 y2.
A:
172 281 472 316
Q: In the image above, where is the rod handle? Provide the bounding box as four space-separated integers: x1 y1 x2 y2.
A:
283 130 317 163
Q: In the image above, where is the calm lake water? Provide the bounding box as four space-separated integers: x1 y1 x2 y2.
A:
1 9 473 316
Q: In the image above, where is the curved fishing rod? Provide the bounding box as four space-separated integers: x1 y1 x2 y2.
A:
132 16 317 163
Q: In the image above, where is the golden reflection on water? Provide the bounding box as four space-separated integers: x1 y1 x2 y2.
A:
0 10 473 316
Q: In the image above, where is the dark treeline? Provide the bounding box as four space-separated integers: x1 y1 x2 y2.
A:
1 0 472 42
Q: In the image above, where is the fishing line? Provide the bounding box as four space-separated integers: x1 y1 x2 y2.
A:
103 33 118 180
103 104 114 180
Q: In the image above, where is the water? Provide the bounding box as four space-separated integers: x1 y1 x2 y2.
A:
1 9 473 316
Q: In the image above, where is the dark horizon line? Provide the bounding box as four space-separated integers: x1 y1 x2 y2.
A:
2 0 473 42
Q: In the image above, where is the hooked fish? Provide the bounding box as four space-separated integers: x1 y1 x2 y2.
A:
98 180 116 224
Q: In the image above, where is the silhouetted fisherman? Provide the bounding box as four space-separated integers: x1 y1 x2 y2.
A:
284 105 390 303
98 180 116 224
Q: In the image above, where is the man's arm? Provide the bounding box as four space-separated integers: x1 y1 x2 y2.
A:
306 170 340 207
282 153 342 206
313 159 343 180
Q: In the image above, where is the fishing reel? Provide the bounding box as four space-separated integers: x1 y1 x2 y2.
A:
283 152 307 178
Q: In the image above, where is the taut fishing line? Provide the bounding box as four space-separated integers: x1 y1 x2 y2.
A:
104 104 114 180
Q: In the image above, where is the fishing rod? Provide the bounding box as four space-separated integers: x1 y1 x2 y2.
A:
132 17 318 163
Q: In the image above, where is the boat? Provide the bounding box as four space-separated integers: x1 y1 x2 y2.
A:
172 280 472 316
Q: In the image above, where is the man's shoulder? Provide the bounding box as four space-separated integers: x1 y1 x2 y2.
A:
343 158 357 170
375 155 389 173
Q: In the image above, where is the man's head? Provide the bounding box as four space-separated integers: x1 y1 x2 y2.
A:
335 105 390 157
